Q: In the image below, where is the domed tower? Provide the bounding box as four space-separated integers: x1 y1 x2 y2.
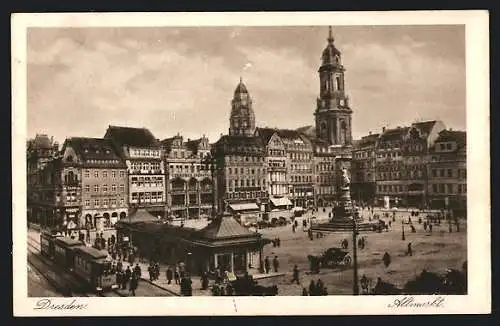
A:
229 77 256 137
315 26 353 146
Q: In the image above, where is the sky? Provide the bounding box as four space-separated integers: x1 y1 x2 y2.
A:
27 25 465 144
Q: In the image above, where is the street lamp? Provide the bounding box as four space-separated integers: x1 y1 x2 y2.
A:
352 217 359 295
201 152 218 220
401 219 405 241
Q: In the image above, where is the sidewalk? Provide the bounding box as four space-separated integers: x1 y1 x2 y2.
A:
130 260 284 296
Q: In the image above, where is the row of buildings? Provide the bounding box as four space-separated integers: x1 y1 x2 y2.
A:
27 27 467 230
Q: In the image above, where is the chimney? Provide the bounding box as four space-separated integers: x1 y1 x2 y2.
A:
382 127 386 132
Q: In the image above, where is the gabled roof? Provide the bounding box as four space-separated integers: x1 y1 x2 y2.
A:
63 137 125 166
411 120 438 135
105 125 160 148
197 214 258 240
255 127 278 144
185 138 203 152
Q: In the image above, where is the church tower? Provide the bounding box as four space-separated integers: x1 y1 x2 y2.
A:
229 78 256 137
314 26 353 146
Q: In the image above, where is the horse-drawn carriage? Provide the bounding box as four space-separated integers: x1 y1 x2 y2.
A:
308 247 352 271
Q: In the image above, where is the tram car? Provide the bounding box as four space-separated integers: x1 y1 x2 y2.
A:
40 231 64 259
73 246 118 293
53 237 83 271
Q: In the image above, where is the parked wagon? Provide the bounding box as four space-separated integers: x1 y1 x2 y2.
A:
53 237 84 271
73 246 118 294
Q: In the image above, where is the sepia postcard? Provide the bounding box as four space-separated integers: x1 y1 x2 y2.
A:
12 11 490 316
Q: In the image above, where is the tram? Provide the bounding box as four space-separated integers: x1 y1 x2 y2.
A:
38 232 118 293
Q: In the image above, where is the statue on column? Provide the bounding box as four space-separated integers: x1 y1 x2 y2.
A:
341 167 350 188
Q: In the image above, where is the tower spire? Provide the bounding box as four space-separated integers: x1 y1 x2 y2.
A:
240 76 243 83
328 26 334 44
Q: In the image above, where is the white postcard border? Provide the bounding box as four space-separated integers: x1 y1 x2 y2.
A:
12 10 490 316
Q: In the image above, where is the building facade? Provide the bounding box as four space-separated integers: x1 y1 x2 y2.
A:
372 121 446 208
27 134 59 224
254 128 292 210
427 129 467 214
61 137 128 229
104 126 165 217
214 80 268 222
351 133 379 204
161 134 213 219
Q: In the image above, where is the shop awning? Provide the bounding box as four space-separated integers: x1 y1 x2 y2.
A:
229 203 260 211
270 197 292 207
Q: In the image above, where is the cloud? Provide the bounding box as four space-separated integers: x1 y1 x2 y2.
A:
27 26 466 144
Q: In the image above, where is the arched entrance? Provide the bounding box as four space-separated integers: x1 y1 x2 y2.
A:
103 212 110 227
111 212 118 226
120 212 127 220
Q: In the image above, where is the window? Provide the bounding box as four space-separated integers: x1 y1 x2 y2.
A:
439 169 444 177
103 171 108 178
120 198 124 206
84 185 90 192
84 170 90 178
103 199 108 206
94 171 99 178
94 185 99 192
111 184 117 192
112 171 116 178
111 199 117 206
446 143 452 150
120 171 125 178
94 199 99 207
85 200 90 207
102 184 108 192
447 169 453 178
447 184 453 194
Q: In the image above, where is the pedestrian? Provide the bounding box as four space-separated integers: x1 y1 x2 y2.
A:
407 243 413 256
429 224 433 233
264 256 270 274
292 224 296 233
201 271 209 290
360 274 369 294
226 283 234 296
383 252 391 268
134 263 142 278
154 262 160 281
123 266 132 289
309 280 316 296
316 279 324 295
166 267 173 285
423 221 428 231
302 288 308 296
273 255 279 273
148 263 154 281
291 265 300 284
322 287 328 296
174 267 180 285
129 274 138 296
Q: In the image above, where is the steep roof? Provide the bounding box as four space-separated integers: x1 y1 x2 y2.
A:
296 125 316 140
379 127 409 142
185 138 203 152
63 137 126 167
411 120 438 135
215 135 265 156
197 214 258 240
255 127 278 144
434 130 466 150
105 125 160 148
31 134 53 150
